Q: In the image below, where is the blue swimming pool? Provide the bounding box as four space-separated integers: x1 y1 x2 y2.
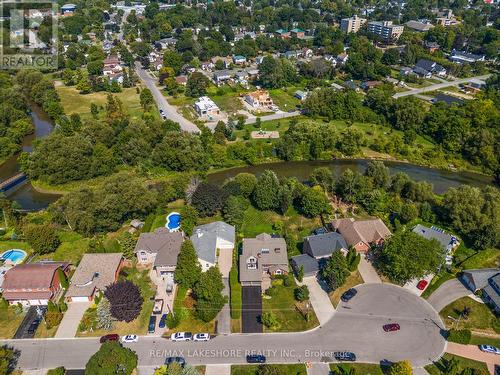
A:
1 249 27 264
165 212 181 232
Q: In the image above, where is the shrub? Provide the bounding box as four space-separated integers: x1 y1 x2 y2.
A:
229 266 242 319
447 329 471 344
45 311 63 329
166 313 180 329
261 312 279 329
47 367 66 375
283 273 294 287
294 285 310 302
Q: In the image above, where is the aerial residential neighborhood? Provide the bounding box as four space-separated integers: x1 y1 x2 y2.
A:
0 0 499 374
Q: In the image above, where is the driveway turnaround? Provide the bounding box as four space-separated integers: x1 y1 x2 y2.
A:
427 278 471 312
358 256 382 283
241 286 263 333
4 283 446 370
301 276 335 326
55 301 91 338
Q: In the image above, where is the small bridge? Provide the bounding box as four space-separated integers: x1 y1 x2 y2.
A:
0 172 28 194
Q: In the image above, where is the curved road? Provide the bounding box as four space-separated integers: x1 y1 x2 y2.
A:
1 284 446 371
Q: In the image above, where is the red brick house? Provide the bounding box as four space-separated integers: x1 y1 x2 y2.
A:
2 262 69 306
331 218 391 253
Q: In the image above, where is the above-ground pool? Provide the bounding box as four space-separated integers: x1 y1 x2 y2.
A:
165 212 181 232
0 249 27 265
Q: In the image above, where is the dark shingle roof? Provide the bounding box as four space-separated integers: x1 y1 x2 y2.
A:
291 254 319 276
304 232 347 258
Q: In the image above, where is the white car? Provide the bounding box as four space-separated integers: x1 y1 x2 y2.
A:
479 345 500 355
121 334 138 343
193 333 211 342
170 332 193 342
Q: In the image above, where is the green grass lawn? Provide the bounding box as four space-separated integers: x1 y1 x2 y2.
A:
262 278 319 332
168 286 215 334
0 240 32 256
56 86 145 120
329 270 364 307
421 271 456 299
456 248 500 270
330 363 387 375
0 306 26 339
268 87 302 111
232 364 306 375
425 353 489 375
440 296 499 334
470 333 500 347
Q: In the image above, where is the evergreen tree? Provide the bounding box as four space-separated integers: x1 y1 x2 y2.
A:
321 251 350 291
253 170 281 211
174 241 201 288
96 297 113 330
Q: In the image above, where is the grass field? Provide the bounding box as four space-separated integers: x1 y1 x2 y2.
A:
330 363 387 375
232 364 306 375
440 296 499 334
268 88 301 111
0 306 25 339
56 86 145 120
329 270 364 307
425 353 489 375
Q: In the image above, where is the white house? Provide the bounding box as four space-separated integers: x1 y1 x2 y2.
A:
194 96 220 119
190 221 235 272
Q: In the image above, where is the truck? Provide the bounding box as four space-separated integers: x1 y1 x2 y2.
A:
153 299 164 314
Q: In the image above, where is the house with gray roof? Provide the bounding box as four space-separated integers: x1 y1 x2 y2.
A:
483 273 500 314
303 232 348 259
190 221 235 272
240 233 288 289
462 268 500 314
291 254 319 278
412 224 459 253
134 227 183 278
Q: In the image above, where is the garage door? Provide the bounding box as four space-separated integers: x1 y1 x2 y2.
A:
242 286 263 333
71 296 90 302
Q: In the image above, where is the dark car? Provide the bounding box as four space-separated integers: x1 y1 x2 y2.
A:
27 319 40 334
165 357 186 367
383 323 401 332
148 316 157 333
246 355 266 364
100 333 119 343
334 352 356 362
341 288 357 302
159 313 168 329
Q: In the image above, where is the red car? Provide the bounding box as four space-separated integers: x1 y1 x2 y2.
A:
383 323 400 332
100 334 119 343
417 280 428 290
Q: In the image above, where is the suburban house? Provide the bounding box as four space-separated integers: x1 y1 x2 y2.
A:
175 75 188 86
461 269 500 313
413 59 447 77
294 90 309 101
103 54 124 83
412 224 459 252
434 93 464 105
233 55 247 65
2 262 69 306
275 29 290 39
361 80 383 91
336 52 349 65
240 233 288 290
424 41 441 53
65 254 123 302
155 37 178 49
244 90 273 109
304 232 348 259
134 228 183 278
290 28 305 39
450 50 485 64
213 70 232 85
194 96 220 119
190 221 235 272
331 218 391 253
435 9 460 27
291 254 320 278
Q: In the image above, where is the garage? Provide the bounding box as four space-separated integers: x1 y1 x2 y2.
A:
242 286 263 333
68 296 91 302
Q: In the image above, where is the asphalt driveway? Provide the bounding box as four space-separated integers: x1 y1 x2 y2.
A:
14 306 45 339
427 278 471 312
241 286 263 333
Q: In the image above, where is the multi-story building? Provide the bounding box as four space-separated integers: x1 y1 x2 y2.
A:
340 15 367 33
367 21 404 42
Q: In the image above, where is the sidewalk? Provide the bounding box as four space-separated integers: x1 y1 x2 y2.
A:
206 364 231 375
358 256 382 284
307 362 330 375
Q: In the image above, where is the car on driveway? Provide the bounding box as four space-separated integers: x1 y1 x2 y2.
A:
100 334 119 343
334 352 356 362
121 335 138 343
171 332 193 342
341 288 357 302
246 355 266 363
148 316 156 333
416 280 428 290
383 323 400 332
479 345 500 355
165 357 186 367
27 319 41 335
159 313 168 328
193 333 210 342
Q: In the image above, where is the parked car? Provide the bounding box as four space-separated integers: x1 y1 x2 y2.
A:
153 299 164 314
193 333 211 342
170 332 193 342
159 313 168 328
383 323 401 332
121 335 138 343
100 334 119 343
164 357 186 367
341 288 357 302
148 316 157 334
246 355 266 363
27 319 41 334
159 109 164 114
479 345 500 355
416 280 428 290
334 352 356 362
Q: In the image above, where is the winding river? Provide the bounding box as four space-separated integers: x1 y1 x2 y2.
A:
0 108 494 211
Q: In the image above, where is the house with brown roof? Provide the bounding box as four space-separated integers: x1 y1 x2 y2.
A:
2 262 69 306
240 233 288 290
331 218 391 253
65 253 123 302
244 90 273 109
134 227 183 279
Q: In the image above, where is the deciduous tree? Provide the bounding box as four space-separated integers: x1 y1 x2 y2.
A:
104 281 144 323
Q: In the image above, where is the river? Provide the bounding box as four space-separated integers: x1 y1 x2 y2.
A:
0 106 60 211
207 160 493 194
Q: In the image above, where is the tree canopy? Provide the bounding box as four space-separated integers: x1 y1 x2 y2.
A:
85 342 138 375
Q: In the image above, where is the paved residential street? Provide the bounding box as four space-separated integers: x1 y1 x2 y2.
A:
392 74 491 98
427 278 471 312
300 276 335 326
55 302 91 338
134 62 200 133
2 284 446 371
358 256 382 284
244 110 301 125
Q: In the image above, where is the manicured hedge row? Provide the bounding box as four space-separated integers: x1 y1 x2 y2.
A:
229 266 242 319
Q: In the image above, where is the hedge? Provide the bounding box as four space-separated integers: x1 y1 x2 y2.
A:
447 329 471 344
229 266 242 319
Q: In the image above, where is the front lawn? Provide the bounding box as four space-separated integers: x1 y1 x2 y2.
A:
425 353 488 375
329 270 364 307
440 296 499 334
232 364 306 375
262 277 319 332
330 363 387 375
268 88 301 111
0 306 26 339
421 271 455 299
